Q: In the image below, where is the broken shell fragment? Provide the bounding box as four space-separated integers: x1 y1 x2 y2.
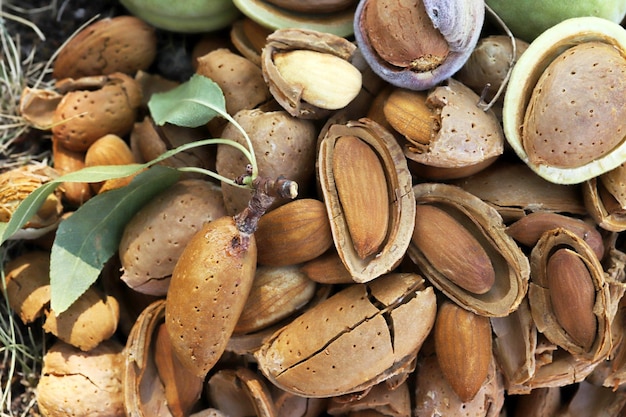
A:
451 161 587 222
385 79 504 180
207 368 277 417
583 164 626 232
413 349 505 417
52 73 143 152
0 164 63 238
37 339 126 417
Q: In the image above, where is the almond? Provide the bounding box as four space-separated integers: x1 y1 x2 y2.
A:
332 135 389 259
272 50 362 110
434 301 492 402
383 87 433 145
506 211 604 260
546 248 597 350
53 15 157 79
412 204 495 294
255 198 333 266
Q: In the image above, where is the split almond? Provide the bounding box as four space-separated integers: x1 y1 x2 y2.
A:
546 248 597 351
412 204 495 295
332 135 389 259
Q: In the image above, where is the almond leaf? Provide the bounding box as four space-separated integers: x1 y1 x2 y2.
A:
49 165 180 314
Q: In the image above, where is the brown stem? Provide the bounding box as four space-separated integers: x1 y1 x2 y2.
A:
233 172 298 248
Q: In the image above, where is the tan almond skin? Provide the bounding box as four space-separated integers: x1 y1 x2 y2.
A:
84 134 135 167
85 134 136 193
165 216 257 378
255 199 334 267
434 301 492 402
52 139 93 206
363 0 450 71
546 248 597 350
383 88 433 145
412 204 495 294
506 211 604 261
333 135 389 259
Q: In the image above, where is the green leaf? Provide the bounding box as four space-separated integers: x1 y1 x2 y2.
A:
0 138 227 244
0 164 148 245
148 74 227 127
49 165 180 314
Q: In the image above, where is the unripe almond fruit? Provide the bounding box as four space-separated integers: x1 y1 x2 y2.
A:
434 301 492 402
547 248 597 350
165 216 257 378
412 204 495 294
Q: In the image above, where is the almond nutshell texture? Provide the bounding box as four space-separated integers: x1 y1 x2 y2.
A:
52 73 142 152
165 216 257 378
523 42 626 169
53 15 157 79
119 179 227 296
36 339 125 417
255 273 436 397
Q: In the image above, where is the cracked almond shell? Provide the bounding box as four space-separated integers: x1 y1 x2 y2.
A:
255 273 436 398
318 118 415 283
528 227 611 360
262 28 360 119
582 165 626 232
37 339 125 417
408 182 530 317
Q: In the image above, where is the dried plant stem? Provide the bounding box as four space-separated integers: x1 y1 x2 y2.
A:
234 168 298 246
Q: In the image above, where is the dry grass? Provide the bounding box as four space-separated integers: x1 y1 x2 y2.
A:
0 4 55 415
0 3 56 173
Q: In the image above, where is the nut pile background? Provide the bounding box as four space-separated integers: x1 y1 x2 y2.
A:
3 0 626 416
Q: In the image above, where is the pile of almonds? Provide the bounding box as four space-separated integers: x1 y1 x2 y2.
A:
4 1 626 416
